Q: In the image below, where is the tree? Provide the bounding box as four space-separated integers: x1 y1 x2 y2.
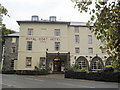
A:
71 0 120 70
2 24 16 45
0 4 15 62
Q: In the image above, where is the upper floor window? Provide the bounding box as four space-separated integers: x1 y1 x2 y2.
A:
11 47 16 53
27 41 32 51
75 47 80 53
88 35 92 44
55 42 60 51
101 38 105 44
12 38 16 43
26 57 32 67
55 29 60 36
28 29 33 36
102 49 106 54
75 35 79 43
88 48 93 54
74 27 79 33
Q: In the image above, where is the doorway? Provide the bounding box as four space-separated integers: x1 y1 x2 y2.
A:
53 57 62 72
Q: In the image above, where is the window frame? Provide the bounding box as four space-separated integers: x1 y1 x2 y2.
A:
88 35 92 44
74 27 79 33
54 29 60 36
75 35 79 43
11 47 16 53
28 28 33 36
55 42 60 51
27 41 32 51
88 48 93 54
75 47 80 54
26 57 32 67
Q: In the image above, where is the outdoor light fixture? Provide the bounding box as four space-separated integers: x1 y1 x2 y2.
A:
54 57 60 61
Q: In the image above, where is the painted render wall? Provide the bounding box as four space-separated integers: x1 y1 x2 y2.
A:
15 22 108 70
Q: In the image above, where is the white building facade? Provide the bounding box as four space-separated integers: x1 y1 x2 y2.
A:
14 16 112 72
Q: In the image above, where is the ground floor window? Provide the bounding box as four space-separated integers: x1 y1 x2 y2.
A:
76 56 89 70
106 57 113 66
26 57 32 67
40 57 46 69
92 60 102 70
78 60 87 69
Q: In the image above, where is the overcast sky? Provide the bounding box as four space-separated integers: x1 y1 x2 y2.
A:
1 0 91 32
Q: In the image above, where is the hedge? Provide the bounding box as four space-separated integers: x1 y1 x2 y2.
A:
2 70 48 75
65 71 120 83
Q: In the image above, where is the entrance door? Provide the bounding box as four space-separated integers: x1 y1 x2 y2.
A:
54 61 61 72
53 57 61 72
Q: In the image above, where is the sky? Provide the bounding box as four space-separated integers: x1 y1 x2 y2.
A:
1 0 91 32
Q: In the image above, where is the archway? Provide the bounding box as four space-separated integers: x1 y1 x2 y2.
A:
90 56 104 70
76 56 89 70
105 56 114 66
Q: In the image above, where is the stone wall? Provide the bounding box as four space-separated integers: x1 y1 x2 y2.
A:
2 36 19 71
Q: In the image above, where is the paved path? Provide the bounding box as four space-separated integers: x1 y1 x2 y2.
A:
1 74 120 88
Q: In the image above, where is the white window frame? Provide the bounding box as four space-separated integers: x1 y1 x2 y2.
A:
88 35 92 44
75 35 79 43
75 47 80 53
88 48 93 54
26 57 32 67
55 42 60 51
28 29 33 36
102 49 106 54
55 29 60 36
12 38 16 43
27 41 32 51
74 27 79 33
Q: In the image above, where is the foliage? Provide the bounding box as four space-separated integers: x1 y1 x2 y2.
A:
2 24 16 45
104 65 114 72
34 64 46 71
72 0 120 71
0 4 8 24
64 66 75 71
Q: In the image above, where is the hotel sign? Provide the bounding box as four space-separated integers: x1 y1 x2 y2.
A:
26 37 61 41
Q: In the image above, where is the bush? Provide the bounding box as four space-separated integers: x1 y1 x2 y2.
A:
64 66 74 72
65 71 120 83
104 65 114 72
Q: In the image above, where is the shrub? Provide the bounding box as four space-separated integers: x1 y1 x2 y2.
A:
104 65 114 72
64 66 74 72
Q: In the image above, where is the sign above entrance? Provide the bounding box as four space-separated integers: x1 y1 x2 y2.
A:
26 37 61 41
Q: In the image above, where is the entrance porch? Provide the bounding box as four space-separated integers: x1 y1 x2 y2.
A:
46 52 70 73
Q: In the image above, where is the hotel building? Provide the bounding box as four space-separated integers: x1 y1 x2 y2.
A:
3 16 113 72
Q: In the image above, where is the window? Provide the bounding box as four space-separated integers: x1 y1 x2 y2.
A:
55 42 60 51
55 29 60 36
101 38 105 43
75 35 79 43
28 29 33 36
92 60 102 70
88 35 92 44
40 57 46 69
74 27 79 33
75 48 80 53
27 41 32 50
102 49 106 54
88 48 93 54
79 60 87 69
26 57 32 67
11 47 16 53
12 38 16 43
